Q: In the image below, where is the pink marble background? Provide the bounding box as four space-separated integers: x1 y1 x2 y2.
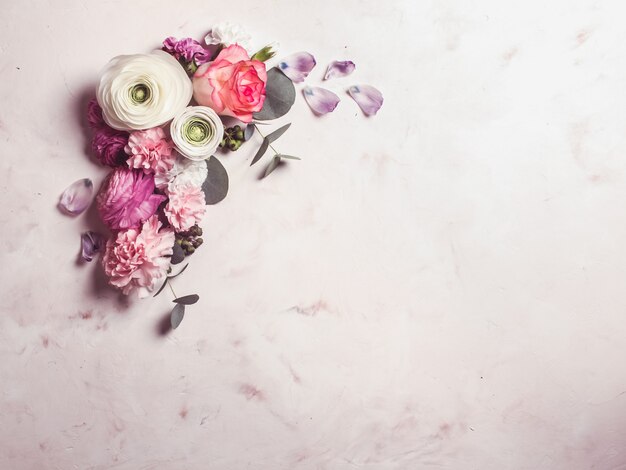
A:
2 1 626 468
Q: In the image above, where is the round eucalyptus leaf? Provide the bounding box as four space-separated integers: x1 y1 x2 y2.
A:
253 68 296 121
202 156 229 205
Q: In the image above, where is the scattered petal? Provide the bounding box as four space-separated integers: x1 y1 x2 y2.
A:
80 231 106 262
324 60 355 80
302 87 340 115
277 52 316 83
347 85 384 116
59 179 93 215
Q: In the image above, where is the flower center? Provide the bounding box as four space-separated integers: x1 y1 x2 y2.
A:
130 84 151 104
183 118 213 146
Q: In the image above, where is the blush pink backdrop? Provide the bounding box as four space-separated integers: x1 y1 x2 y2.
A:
2 1 626 469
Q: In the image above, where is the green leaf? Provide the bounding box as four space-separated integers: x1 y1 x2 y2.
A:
276 154 301 160
173 294 199 305
253 68 296 121
244 123 255 141
265 123 291 143
250 138 269 166
170 304 185 329
153 278 169 298
263 155 282 178
202 156 229 205
171 243 185 265
168 263 189 279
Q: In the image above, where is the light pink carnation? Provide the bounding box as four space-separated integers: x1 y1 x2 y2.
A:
102 215 175 298
125 127 175 175
164 185 206 232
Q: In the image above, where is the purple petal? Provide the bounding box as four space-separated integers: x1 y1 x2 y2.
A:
324 60 356 80
59 178 93 215
302 87 340 115
81 231 106 262
348 85 384 116
277 52 316 83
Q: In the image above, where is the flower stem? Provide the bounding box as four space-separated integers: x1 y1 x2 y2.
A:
168 280 177 299
253 123 280 156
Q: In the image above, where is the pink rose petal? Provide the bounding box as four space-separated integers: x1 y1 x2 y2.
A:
59 178 93 215
347 85 383 116
302 86 340 115
324 60 355 80
277 52 316 83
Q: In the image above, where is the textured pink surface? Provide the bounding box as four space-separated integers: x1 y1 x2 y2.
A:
2 1 626 469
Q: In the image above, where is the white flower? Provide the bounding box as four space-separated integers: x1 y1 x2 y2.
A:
204 22 252 52
170 106 224 161
155 155 208 191
96 50 193 131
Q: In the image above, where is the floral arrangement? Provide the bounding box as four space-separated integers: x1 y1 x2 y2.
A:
59 23 382 329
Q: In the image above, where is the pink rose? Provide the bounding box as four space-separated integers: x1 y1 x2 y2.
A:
193 44 267 123
125 127 175 175
164 184 206 232
102 215 175 297
97 168 166 230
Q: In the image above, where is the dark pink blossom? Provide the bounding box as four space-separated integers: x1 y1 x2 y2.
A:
92 127 129 167
96 168 166 231
162 37 211 66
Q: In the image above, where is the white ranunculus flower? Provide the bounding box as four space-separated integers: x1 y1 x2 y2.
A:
170 106 224 161
96 50 193 131
204 22 252 52
155 155 208 191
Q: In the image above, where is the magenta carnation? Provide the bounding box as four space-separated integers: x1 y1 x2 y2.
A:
88 98 129 166
96 168 166 231
163 37 211 66
125 127 175 175
87 98 105 129
92 127 129 167
164 184 206 232
102 215 175 298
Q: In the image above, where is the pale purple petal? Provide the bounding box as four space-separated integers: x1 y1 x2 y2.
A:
59 179 93 215
347 85 384 116
81 231 106 262
278 52 316 83
324 60 355 80
302 87 340 115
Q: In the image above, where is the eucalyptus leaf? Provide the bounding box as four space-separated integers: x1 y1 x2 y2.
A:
263 155 282 178
153 278 169 298
266 123 291 143
170 304 185 329
202 156 229 205
168 263 189 279
173 294 200 305
171 243 185 265
277 154 301 160
253 68 296 121
244 123 255 141
250 138 269 166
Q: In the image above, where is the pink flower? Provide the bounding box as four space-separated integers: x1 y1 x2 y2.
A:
193 45 267 123
164 184 206 232
92 127 129 167
125 127 175 175
87 99 105 129
163 37 211 66
97 168 166 230
87 99 129 167
102 215 175 297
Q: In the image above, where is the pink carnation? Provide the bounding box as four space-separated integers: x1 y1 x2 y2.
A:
163 37 211 66
97 168 166 230
164 184 206 232
87 99 105 129
125 127 175 175
92 127 129 167
87 99 129 167
102 215 175 297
